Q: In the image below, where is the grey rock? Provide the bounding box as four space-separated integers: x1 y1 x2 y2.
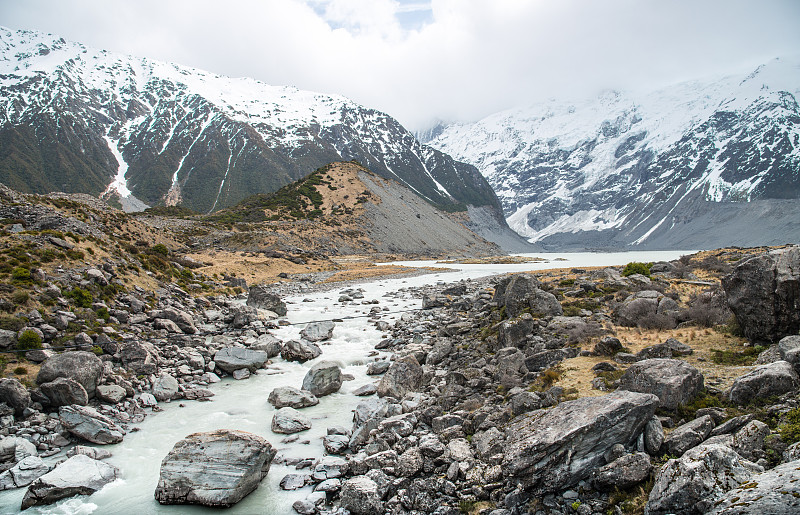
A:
267 386 319 409
502 390 659 494
721 247 800 343
96 384 126 404
271 407 312 434
302 361 343 397
280 473 307 490
67 445 112 460
246 286 287 316
377 355 423 398
493 274 562 318
154 318 182 333
662 415 715 456
731 420 770 462
323 434 350 455
0 378 31 415
644 416 664 455
293 499 316 514
0 437 38 463
154 429 276 507
59 405 124 444
498 314 536 348
419 434 446 458
473 427 505 460
232 368 250 380
119 341 157 375
300 321 335 342
0 456 50 491
637 338 693 359
592 452 652 490
708 458 800 514
152 373 179 401
281 340 322 363
594 337 624 356
353 383 377 396
313 456 348 481
213 347 268 373
250 334 282 358
645 444 762 515
711 414 756 437
727 360 799 405
339 476 382 514
36 351 103 398
617 358 704 410
366 361 391 375
0 329 17 349
21 455 118 509
40 377 88 407
778 334 800 369
524 348 579 372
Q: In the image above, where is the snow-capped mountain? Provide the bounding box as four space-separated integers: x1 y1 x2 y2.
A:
425 57 800 249
0 26 509 238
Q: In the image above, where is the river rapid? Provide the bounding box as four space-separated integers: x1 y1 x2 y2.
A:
0 251 689 514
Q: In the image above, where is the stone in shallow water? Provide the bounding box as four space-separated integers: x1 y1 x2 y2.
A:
21 454 118 509
59 405 124 445
154 429 276 507
271 407 312 434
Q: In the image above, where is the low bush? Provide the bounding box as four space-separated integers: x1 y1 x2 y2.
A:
17 329 42 350
778 407 800 445
622 262 652 277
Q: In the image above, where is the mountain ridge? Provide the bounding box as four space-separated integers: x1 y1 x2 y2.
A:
425 56 800 249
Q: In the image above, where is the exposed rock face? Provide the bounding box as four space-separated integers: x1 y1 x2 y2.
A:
246 286 287 316
722 247 800 343
377 355 423 399
0 378 31 415
267 387 319 409
727 360 799 405
36 351 103 398
708 459 800 514
96 384 126 404
778 334 800 371
21 454 119 509
213 347 268 373
154 430 276 507
302 361 343 397
0 437 37 463
40 377 89 407
645 444 762 515
300 321 335 342
59 405 124 444
119 341 157 375
662 415 715 456
502 390 659 494
617 358 704 410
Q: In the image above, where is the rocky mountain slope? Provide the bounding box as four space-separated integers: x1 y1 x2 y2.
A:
425 56 800 250
0 27 530 249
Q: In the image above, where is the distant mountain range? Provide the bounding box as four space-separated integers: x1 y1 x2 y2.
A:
0 26 531 250
423 57 800 249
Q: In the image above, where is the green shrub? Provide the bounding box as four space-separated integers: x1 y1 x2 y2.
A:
778 407 800 445
622 262 652 277
90 345 104 356
0 314 25 331
13 366 27 375
11 267 31 282
96 307 110 322
17 329 42 350
65 287 93 308
710 346 763 366
151 243 169 256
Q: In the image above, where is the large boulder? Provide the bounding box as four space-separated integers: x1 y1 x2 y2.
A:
0 437 38 463
21 454 119 509
36 351 103 398
280 340 322 363
152 307 197 334
0 378 31 415
493 274 562 318
339 476 382 514
302 361 342 397
59 405 124 444
721 247 800 343
645 444 762 515
155 429 276 507
502 390 659 494
267 387 319 409
727 360 799 405
213 347 268 374
300 321 335 342
119 340 158 375
377 355 423 399
617 358 704 410
271 407 312 434
778 334 800 371
707 458 800 514
498 314 536 348
592 452 652 491
40 377 89 407
246 286 287 316
662 415 715 456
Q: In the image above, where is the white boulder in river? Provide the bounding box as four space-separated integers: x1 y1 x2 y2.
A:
155 429 277 507
21 454 118 509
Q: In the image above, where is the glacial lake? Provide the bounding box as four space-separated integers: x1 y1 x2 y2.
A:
0 250 690 514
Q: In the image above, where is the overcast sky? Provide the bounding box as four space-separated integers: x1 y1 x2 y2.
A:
2 0 799 130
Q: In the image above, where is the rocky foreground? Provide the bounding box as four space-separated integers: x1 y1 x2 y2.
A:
1 243 799 514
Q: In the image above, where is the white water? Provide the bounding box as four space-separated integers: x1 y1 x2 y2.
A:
0 251 689 514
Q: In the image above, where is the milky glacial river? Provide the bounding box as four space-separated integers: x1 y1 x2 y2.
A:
0 251 689 514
